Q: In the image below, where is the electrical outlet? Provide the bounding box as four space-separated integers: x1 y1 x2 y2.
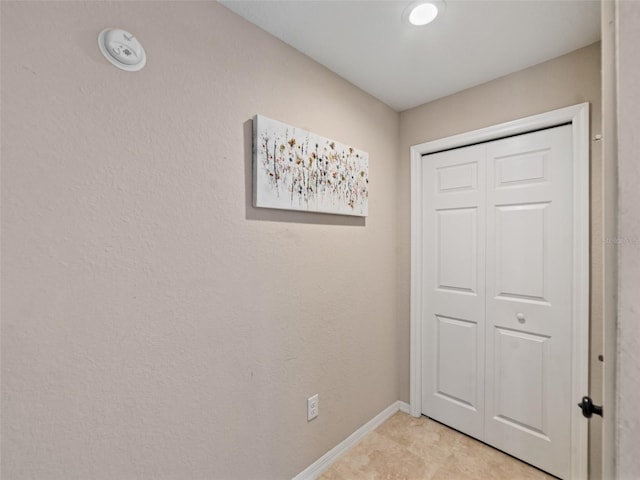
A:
307 394 319 421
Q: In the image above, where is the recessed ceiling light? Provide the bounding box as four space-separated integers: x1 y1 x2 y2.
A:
402 0 445 26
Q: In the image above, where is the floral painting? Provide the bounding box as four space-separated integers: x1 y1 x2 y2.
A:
253 115 369 216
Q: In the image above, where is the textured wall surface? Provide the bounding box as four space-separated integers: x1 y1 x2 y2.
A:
397 43 603 475
2 1 621 479
0 2 400 479
600 1 618 477
616 2 640 478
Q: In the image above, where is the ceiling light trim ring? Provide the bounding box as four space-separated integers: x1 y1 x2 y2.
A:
402 0 446 27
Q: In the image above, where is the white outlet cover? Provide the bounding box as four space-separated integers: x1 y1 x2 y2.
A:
307 394 319 421
98 28 146 72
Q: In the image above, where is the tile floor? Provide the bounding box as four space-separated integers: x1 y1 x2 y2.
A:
318 412 556 480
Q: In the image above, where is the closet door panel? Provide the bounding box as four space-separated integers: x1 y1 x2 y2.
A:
485 125 573 479
421 144 486 440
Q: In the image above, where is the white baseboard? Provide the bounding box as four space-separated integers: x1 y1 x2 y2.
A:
398 401 411 414
292 400 412 480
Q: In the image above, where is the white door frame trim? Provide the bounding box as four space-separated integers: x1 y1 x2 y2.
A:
409 103 590 479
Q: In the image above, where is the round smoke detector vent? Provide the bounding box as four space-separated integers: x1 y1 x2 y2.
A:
98 28 146 72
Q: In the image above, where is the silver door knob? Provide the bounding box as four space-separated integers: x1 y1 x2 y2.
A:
516 313 525 323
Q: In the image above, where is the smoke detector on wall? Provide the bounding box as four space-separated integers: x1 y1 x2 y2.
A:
98 28 146 72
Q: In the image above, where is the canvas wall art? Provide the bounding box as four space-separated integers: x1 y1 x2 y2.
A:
253 115 369 217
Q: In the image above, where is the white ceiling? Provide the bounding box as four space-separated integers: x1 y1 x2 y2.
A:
219 0 601 111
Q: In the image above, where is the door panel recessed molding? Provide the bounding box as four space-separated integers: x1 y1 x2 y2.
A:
493 326 549 437
436 161 478 193
495 202 549 302
436 315 478 409
495 149 550 188
436 207 478 293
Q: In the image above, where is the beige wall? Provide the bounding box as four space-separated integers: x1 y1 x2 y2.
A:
616 1 640 478
1 1 610 478
397 42 603 475
0 2 400 479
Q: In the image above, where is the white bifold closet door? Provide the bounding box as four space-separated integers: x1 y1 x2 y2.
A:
421 125 573 479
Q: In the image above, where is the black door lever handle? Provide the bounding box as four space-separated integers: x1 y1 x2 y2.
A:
578 396 603 418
